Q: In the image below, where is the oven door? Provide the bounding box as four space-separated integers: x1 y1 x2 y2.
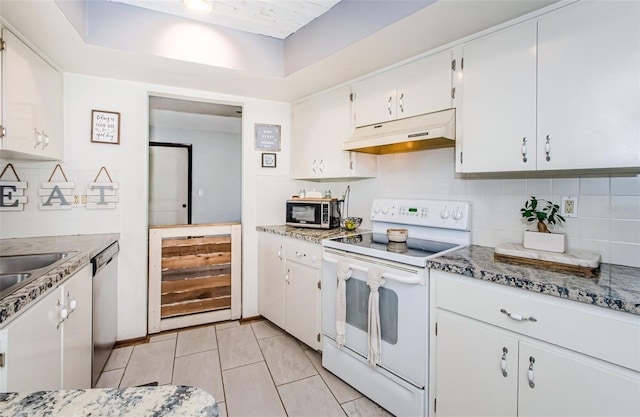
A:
322 248 427 387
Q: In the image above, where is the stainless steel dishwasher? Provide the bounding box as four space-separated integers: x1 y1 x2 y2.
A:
91 241 119 387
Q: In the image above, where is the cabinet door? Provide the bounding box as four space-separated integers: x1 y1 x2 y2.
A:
62 265 92 389
537 1 640 170
258 233 285 328
435 311 518 417
285 260 320 350
0 288 62 391
352 70 397 128
518 341 640 417
1 29 62 160
460 21 537 173
396 50 452 120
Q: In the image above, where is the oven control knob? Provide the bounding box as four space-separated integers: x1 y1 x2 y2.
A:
440 208 450 219
382 205 390 214
452 209 464 221
373 204 381 214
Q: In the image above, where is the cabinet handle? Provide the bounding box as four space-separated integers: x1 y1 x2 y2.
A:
521 137 528 163
399 93 404 113
318 159 325 174
527 356 536 388
500 308 537 322
387 96 393 115
57 300 68 329
277 246 283 261
34 129 43 149
312 159 317 174
285 269 290 284
545 135 551 161
42 131 49 149
67 291 77 315
500 347 509 377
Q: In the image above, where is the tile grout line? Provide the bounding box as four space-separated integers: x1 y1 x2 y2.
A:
252 323 291 417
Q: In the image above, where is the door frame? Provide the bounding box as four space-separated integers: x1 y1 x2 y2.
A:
149 142 193 225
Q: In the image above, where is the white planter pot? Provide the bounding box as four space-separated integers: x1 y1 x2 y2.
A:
523 231 566 253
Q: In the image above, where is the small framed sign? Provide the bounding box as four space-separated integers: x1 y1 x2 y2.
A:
261 153 277 168
91 110 121 144
255 123 281 151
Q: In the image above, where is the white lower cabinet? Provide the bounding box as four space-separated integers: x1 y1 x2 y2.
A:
258 233 321 349
0 264 92 391
432 270 640 417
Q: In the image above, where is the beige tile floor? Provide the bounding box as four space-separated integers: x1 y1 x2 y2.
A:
96 319 394 417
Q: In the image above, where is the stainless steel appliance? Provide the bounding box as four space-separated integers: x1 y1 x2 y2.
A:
286 198 340 229
321 198 471 417
91 241 119 387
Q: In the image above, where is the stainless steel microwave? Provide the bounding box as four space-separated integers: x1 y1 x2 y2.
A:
286 198 340 229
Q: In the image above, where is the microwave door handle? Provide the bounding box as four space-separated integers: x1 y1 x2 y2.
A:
323 253 424 285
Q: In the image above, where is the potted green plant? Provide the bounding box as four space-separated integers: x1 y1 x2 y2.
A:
520 196 566 252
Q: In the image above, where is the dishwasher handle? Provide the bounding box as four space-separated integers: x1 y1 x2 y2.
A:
92 241 119 276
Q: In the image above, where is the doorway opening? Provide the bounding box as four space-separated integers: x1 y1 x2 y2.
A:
149 142 192 226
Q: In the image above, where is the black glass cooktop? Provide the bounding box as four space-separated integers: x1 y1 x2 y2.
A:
327 232 458 259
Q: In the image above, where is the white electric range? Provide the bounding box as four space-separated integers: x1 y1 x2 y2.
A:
321 198 471 417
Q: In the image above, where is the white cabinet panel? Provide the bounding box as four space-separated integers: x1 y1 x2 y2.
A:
292 86 376 180
285 260 320 349
537 0 640 170
258 233 285 329
1 28 63 160
352 70 397 127
460 21 537 172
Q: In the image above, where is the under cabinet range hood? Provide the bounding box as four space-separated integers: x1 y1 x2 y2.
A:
344 108 456 155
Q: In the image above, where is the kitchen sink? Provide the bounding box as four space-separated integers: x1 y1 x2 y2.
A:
0 252 71 275
0 252 76 298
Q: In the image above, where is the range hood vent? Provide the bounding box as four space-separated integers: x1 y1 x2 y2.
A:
344 108 456 155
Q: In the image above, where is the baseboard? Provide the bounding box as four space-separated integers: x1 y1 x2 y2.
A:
114 335 150 348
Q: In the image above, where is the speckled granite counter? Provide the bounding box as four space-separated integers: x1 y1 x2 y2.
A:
0 234 119 326
0 385 217 416
256 225 365 244
427 245 640 315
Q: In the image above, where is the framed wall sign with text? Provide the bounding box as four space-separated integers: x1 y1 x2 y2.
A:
261 153 277 168
254 123 281 151
91 110 121 144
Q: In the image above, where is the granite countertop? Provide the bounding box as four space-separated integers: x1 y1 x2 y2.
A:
257 225 365 244
0 385 217 417
0 233 120 326
428 245 640 316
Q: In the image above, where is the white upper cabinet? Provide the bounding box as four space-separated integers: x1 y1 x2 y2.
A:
1 28 63 161
352 50 453 128
458 0 640 173
459 21 537 173
291 85 376 180
536 0 640 171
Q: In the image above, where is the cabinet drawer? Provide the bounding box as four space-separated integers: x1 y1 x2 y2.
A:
433 270 640 372
286 239 322 269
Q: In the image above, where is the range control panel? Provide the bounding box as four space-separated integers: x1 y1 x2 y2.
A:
371 198 471 230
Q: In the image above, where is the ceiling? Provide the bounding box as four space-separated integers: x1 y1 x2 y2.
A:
110 0 342 39
0 0 561 103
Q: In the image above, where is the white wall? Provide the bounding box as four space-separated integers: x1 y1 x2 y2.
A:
294 148 640 268
150 124 243 224
0 73 292 340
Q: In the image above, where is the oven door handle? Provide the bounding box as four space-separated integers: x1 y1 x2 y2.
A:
323 253 425 285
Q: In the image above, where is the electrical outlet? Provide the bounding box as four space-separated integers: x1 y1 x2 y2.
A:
561 196 578 218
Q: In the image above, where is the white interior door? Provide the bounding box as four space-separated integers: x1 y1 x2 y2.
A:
149 145 189 226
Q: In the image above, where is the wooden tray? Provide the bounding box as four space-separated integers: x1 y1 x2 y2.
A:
494 243 600 278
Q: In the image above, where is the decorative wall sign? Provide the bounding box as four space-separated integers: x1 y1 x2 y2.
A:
261 153 277 168
0 164 28 211
254 123 281 151
39 164 74 210
87 166 119 209
91 110 121 144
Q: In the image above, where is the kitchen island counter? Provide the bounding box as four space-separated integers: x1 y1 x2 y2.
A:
0 385 217 416
0 234 119 326
428 245 640 315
